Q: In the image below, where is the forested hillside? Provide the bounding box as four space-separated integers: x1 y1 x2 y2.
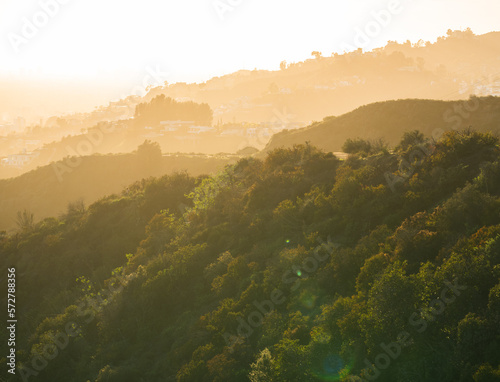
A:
0 141 234 232
2 128 500 381
263 96 500 154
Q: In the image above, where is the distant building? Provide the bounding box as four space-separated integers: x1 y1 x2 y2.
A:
143 132 164 139
1 150 38 168
245 127 257 136
160 121 195 132
398 66 419 72
24 140 41 147
188 126 214 134
0 124 16 136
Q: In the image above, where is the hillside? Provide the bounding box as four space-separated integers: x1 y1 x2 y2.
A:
14 95 500 236
0 142 235 232
2 128 500 381
140 30 500 124
0 97 269 180
3 30 500 182
262 96 500 154
5 29 499 153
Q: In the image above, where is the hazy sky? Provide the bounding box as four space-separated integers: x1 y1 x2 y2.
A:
1 0 499 86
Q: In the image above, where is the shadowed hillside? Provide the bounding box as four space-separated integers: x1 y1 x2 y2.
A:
262 96 500 154
0 142 236 232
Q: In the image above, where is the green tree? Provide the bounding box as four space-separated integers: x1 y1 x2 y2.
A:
16 209 35 232
249 348 274 382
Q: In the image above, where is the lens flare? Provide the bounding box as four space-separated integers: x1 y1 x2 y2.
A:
313 353 353 381
299 291 317 309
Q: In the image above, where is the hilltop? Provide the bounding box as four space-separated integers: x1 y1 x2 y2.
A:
0 142 235 232
262 96 500 153
2 29 499 168
141 29 500 124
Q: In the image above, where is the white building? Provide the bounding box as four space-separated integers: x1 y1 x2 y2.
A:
1 150 38 168
161 120 194 132
188 126 214 134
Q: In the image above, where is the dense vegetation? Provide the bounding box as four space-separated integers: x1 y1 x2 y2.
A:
134 95 214 127
2 128 500 381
